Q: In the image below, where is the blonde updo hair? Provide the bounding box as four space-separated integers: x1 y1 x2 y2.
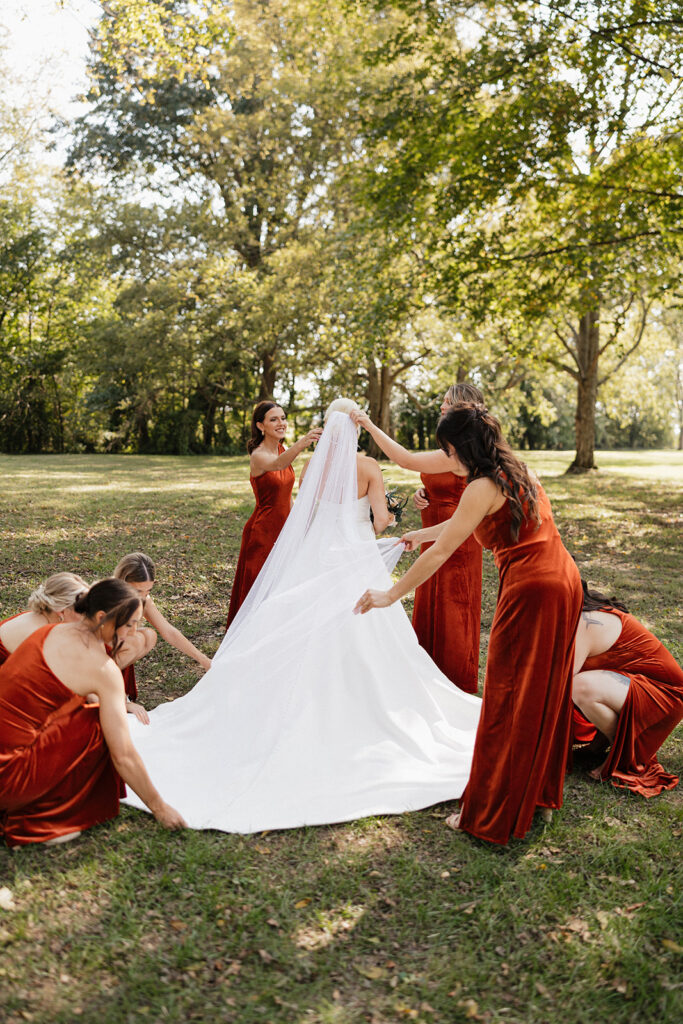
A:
27 572 89 615
114 552 155 584
324 398 360 420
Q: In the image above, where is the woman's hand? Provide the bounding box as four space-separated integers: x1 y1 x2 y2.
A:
127 701 150 726
354 589 393 615
413 487 429 511
350 410 373 432
152 801 188 830
401 530 423 552
301 427 323 448
199 654 212 672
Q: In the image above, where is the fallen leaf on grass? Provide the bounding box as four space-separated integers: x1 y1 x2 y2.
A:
354 963 387 980
169 918 187 932
458 997 481 1019
295 898 311 909
0 888 16 911
661 939 683 954
258 948 274 963
535 981 551 998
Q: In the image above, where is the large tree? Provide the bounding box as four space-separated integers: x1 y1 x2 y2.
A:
362 0 683 467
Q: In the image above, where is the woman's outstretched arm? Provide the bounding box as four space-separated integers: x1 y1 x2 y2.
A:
350 411 456 474
354 479 500 613
143 598 212 670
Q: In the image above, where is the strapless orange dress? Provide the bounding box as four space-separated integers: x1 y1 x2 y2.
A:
226 448 295 628
458 485 582 844
573 608 683 796
411 472 482 692
0 625 122 846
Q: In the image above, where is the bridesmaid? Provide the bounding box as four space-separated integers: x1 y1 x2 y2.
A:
355 402 582 845
0 572 88 666
113 552 212 720
572 584 683 797
226 401 322 628
351 382 484 693
0 578 185 846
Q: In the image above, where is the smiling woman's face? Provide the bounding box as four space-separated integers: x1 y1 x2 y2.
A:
259 406 287 441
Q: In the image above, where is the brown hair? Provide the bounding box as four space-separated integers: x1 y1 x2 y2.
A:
27 572 88 614
114 552 155 584
74 578 142 658
444 382 485 407
581 580 629 614
247 401 282 454
436 402 540 543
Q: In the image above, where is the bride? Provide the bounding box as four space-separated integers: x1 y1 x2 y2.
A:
123 400 481 833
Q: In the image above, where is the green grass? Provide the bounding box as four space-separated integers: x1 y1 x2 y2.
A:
0 450 681 1024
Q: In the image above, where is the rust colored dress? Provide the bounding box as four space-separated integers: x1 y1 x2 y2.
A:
458 485 582 845
573 608 683 796
412 472 482 692
226 447 295 628
0 625 122 846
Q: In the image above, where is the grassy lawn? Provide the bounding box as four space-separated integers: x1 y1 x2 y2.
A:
0 449 681 1024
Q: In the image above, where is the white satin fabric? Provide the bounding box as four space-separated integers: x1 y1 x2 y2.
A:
123 414 481 833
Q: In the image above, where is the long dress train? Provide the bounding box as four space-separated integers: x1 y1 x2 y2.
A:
123 414 481 833
412 472 482 692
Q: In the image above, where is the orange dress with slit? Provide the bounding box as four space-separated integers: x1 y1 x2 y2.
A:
411 473 482 692
458 485 582 844
0 625 122 846
226 448 295 628
573 608 683 796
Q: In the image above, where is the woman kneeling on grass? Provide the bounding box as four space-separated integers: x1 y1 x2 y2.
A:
112 552 213 723
0 578 186 846
572 582 683 797
0 572 88 666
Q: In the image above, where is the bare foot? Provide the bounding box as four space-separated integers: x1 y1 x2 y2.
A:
44 831 81 846
445 812 462 832
588 759 608 781
539 808 553 824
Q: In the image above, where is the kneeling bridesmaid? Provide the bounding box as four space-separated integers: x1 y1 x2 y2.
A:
0 578 186 847
0 572 87 666
573 584 683 797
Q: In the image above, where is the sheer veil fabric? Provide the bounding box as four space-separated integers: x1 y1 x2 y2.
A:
123 412 481 833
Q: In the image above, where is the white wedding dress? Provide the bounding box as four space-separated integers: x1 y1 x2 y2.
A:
123 413 481 832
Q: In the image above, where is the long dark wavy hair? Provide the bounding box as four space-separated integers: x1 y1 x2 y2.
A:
581 579 629 614
74 578 141 659
435 402 540 542
247 401 281 454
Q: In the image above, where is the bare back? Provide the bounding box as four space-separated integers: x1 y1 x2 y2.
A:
42 623 124 699
0 611 48 655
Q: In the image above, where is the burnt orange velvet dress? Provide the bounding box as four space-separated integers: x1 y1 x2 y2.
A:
226 447 295 628
573 608 683 796
0 625 122 846
458 485 582 844
412 472 482 692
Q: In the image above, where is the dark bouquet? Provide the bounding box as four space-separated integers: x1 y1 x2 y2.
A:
368 488 408 525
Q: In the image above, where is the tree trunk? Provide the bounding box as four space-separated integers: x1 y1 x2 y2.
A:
366 359 394 458
259 349 277 401
567 309 599 473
